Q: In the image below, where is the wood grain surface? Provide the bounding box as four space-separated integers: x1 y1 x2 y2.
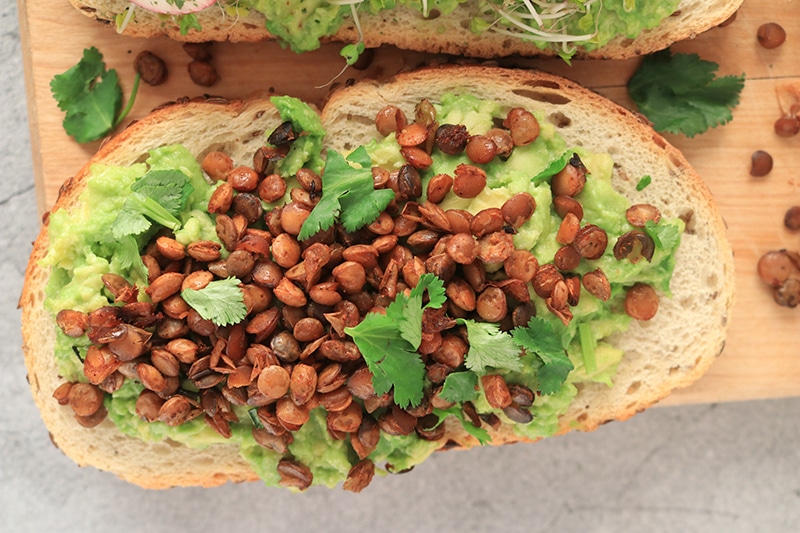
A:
18 0 800 405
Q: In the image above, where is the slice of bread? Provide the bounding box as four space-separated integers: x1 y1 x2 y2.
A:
20 66 734 489
69 0 743 59
322 66 734 433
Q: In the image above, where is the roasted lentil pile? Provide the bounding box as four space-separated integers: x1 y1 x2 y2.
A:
52 100 663 492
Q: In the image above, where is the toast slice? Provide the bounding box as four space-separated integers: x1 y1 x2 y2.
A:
321 66 734 434
20 66 734 489
69 0 743 59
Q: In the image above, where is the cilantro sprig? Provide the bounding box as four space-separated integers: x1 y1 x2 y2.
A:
298 146 395 240
181 277 247 327
513 319 575 395
345 273 445 408
51 47 141 143
111 169 193 239
439 371 479 403
440 317 574 402
644 219 682 251
178 14 202 35
628 49 745 138
457 319 524 373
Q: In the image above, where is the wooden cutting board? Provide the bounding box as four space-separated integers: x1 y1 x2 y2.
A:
18 0 800 406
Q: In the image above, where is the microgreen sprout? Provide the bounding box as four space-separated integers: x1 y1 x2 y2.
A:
117 4 137 33
316 0 368 89
487 0 603 57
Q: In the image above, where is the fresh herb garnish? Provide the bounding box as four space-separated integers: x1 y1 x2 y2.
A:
181 277 247 327
512 317 574 395
628 49 745 138
439 371 479 403
439 316 573 405
532 150 573 183
178 14 202 35
51 47 141 143
345 273 445 408
298 146 395 240
636 175 652 191
111 169 193 239
644 219 682 250
457 319 524 373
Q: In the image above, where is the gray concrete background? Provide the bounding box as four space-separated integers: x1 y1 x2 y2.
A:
2 2 798 532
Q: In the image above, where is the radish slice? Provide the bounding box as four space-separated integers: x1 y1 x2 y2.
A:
130 0 217 15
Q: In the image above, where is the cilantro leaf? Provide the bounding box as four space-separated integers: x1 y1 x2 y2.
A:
440 371 479 403
178 14 202 35
181 278 247 327
457 319 523 373
412 273 447 309
532 149 572 183
131 170 194 217
344 313 426 408
298 147 395 240
628 49 745 138
433 407 491 445
51 47 140 143
345 273 445 408
512 317 573 395
644 220 682 250
50 47 106 112
112 201 153 238
394 274 446 349
111 170 192 239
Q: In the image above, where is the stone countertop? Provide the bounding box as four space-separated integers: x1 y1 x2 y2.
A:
2 3 798 532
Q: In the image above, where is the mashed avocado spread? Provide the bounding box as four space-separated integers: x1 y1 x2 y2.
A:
42 93 681 489
127 1 680 57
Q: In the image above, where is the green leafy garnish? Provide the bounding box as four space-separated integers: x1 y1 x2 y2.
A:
457 319 524 373
111 170 193 239
181 277 247 327
439 371 479 403
341 41 366 66
532 150 572 183
345 273 446 408
511 318 574 395
298 147 395 240
433 406 491 445
51 47 141 143
644 220 682 250
628 49 745 138
112 235 149 282
398 274 446 350
636 175 652 191
178 14 202 35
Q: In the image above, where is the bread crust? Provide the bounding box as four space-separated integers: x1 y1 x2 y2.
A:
69 0 743 59
21 66 734 489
